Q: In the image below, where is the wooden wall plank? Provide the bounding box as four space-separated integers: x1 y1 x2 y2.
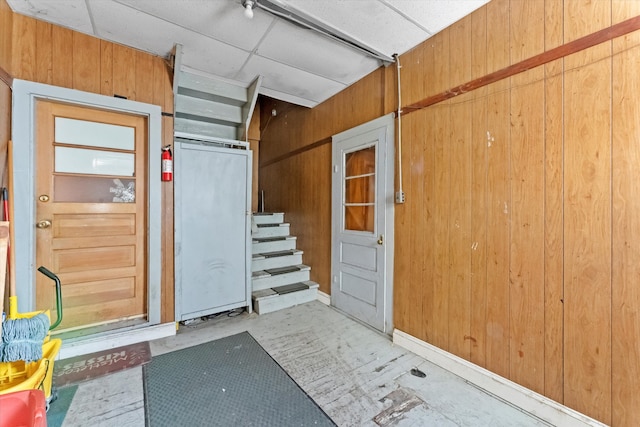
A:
393 112 413 333
485 0 510 92
100 41 113 97
420 109 435 342
72 32 101 93
484 86 510 378
431 104 451 350
0 0 13 75
431 29 450 96
401 45 424 107
469 94 488 368
447 96 472 360
563 55 612 424
611 42 640 427
564 0 611 71
35 20 52 84
510 0 544 86
470 5 487 99
449 15 472 90
543 72 565 405
612 0 640 52
543 0 565 405
509 76 545 395
135 50 154 104
113 44 136 100
406 113 422 338
161 114 174 323
51 26 73 88
12 14 36 81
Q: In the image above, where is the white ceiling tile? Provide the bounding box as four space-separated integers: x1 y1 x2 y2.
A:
383 0 489 34
257 20 380 85
237 55 346 105
88 0 250 78
113 0 275 52
7 0 94 34
279 0 430 56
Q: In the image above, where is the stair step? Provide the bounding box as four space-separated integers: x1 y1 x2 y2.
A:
252 250 303 272
253 223 290 238
252 212 284 225
252 265 311 291
252 236 297 254
252 281 319 314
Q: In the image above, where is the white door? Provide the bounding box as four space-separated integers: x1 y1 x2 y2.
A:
331 114 394 333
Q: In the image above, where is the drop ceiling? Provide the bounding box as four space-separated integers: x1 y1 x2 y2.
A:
7 0 489 108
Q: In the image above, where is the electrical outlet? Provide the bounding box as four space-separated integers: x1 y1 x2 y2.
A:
395 191 405 204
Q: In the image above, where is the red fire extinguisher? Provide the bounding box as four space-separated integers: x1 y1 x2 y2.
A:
161 145 173 182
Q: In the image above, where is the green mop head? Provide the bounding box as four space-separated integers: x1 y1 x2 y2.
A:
0 313 50 362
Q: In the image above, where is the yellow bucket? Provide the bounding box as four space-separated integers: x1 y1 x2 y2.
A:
0 339 62 401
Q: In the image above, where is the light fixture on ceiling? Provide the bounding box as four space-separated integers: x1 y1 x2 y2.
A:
241 0 394 64
242 0 255 19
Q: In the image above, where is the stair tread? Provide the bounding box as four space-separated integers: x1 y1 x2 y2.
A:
253 250 302 260
252 236 296 243
257 223 289 228
252 281 319 300
252 264 310 278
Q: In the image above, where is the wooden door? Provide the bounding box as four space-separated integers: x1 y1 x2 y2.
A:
35 100 148 333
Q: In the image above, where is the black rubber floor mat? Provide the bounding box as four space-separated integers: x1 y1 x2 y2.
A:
143 332 336 427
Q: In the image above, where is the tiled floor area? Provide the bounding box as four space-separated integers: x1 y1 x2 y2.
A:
58 301 551 426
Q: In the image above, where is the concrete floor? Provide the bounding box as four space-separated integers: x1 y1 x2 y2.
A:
57 301 551 426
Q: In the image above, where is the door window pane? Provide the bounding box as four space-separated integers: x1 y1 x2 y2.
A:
344 145 375 233
55 146 135 176
55 117 135 150
55 176 135 203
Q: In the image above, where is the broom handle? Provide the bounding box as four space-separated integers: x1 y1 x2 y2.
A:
7 140 15 299
0 221 9 338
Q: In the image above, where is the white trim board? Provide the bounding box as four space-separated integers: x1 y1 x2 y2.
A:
316 290 330 306
58 322 176 360
392 329 606 427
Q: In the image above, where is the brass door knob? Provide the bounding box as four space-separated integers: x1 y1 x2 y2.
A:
36 220 52 229
39 194 50 202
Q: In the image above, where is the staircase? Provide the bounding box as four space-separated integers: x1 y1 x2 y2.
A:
251 213 319 314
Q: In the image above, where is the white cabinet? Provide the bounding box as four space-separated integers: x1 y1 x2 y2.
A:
174 139 252 321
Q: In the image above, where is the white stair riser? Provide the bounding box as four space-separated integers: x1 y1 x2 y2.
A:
252 254 303 272
252 238 296 254
253 213 284 225
253 225 290 238
252 270 310 291
253 287 318 315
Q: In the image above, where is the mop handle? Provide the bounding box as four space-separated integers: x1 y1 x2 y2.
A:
37 266 63 330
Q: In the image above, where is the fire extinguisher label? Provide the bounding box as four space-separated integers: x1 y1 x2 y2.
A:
162 159 172 173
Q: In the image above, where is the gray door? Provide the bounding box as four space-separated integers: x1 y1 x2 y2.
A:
331 114 394 333
175 141 252 321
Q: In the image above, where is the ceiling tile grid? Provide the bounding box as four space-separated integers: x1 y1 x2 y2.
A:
7 0 490 107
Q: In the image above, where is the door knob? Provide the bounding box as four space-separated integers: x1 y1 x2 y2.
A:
377 235 383 245
36 220 51 229
39 194 50 202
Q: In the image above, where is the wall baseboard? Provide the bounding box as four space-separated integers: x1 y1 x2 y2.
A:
316 290 330 306
392 329 606 427
58 322 176 360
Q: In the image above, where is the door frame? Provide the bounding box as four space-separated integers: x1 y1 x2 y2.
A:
331 113 395 333
11 79 162 327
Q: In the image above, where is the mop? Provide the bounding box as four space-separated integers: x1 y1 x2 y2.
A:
0 187 50 363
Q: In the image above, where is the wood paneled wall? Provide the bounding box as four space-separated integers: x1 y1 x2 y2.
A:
0 1 175 323
259 1 640 425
